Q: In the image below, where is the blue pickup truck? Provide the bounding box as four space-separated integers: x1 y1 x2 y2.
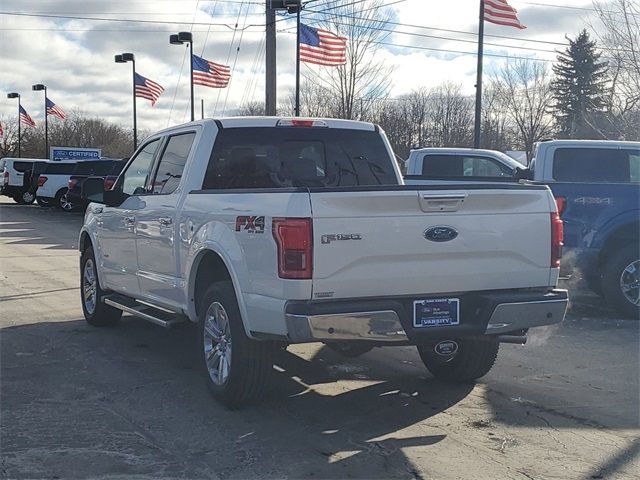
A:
530 140 639 318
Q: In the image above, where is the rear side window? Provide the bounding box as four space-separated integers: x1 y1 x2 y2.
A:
43 162 77 174
14 161 35 173
202 127 397 189
72 161 115 176
421 155 512 178
553 148 640 183
152 132 195 194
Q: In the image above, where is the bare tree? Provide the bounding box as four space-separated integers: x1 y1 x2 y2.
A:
0 116 19 158
427 83 473 147
237 101 266 116
593 0 640 139
303 0 394 119
494 60 554 160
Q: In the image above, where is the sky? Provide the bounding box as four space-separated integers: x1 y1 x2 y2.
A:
0 0 604 132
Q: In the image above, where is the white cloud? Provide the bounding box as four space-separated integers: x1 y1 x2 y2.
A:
0 0 604 133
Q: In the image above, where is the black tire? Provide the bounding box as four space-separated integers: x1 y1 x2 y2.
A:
80 247 122 327
55 188 74 211
197 281 274 408
602 245 640 319
36 197 51 207
326 342 374 358
13 191 35 205
418 338 499 382
586 275 604 297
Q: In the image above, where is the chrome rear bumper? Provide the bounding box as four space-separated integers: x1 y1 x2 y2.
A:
285 290 568 344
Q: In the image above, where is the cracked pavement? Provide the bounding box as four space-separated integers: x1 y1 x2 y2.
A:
1 197 638 479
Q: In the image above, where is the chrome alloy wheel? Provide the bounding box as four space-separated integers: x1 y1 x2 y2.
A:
620 259 640 306
60 194 73 211
83 259 97 314
203 301 232 385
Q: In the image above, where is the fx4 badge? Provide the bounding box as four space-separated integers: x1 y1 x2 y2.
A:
236 216 265 234
321 233 362 244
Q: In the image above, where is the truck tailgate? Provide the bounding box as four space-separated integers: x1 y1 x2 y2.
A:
310 186 555 300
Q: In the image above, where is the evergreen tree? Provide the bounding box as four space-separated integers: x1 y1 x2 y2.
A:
551 29 609 138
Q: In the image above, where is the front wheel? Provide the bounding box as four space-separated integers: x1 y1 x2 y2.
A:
602 246 640 319
198 282 274 408
417 338 499 382
80 248 122 327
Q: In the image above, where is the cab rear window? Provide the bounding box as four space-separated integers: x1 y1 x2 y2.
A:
202 127 398 189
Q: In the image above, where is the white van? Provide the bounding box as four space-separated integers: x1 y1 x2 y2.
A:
1 158 49 204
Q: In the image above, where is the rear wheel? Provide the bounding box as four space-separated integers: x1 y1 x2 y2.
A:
13 191 36 205
197 282 274 408
602 245 640 319
56 188 74 211
80 247 122 327
418 338 499 382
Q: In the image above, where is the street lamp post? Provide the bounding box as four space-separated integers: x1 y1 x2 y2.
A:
115 53 137 150
7 93 21 157
32 84 48 158
170 32 194 122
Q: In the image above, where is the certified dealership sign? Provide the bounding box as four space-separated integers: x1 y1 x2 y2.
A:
50 147 101 161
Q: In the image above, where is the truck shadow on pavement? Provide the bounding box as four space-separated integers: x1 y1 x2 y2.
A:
1 316 470 479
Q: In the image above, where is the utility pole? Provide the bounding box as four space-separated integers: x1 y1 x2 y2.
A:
473 0 485 149
265 1 277 115
294 3 301 116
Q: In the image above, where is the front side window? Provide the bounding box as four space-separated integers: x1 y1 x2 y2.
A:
553 148 640 183
462 156 512 177
152 133 195 194
122 140 160 195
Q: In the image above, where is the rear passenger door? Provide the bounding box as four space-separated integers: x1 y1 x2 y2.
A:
135 131 196 308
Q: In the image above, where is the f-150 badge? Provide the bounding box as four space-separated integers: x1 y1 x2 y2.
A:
236 216 265 234
321 233 362 244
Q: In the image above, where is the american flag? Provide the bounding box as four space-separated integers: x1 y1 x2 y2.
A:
46 97 66 120
192 55 231 88
299 23 347 67
19 106 36 128
484 0 526 29
134 73 165 106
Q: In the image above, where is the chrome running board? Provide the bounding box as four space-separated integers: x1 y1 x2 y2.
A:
103 295 187 329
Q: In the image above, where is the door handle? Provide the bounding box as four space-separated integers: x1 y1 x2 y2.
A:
124 215 135 224
158 217 173 226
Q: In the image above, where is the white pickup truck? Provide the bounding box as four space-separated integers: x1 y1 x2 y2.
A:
79 117 568 407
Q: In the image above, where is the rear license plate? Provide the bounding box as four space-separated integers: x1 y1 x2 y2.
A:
413 298 460 328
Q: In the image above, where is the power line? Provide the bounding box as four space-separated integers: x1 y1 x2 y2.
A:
223 2 252 114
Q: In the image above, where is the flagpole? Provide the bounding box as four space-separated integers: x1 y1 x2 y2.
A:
189 40 195 121
132 58 138 150
295 5 301 117
17 97 21 158
473 0 485 149
44 86 48 159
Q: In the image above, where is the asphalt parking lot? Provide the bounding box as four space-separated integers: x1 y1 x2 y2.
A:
1 197 638 480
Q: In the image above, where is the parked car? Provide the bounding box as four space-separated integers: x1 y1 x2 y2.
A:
530 140 639 318
0 158 48 204
79 117 567 407
35 161 78 210
404 148 526 184
67 159 125 210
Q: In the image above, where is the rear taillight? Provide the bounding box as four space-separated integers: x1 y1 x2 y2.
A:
104 177 115 190
272 218 313 279
38 176 47 187
551 212 564 268
554 196 566 216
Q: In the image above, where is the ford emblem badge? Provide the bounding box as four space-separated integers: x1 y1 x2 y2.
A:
424 226 458 242
434 340 459 356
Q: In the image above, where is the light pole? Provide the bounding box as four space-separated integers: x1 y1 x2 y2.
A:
32 84 48 158
170 32 194 121
115 53 137 150
7 93 21 157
